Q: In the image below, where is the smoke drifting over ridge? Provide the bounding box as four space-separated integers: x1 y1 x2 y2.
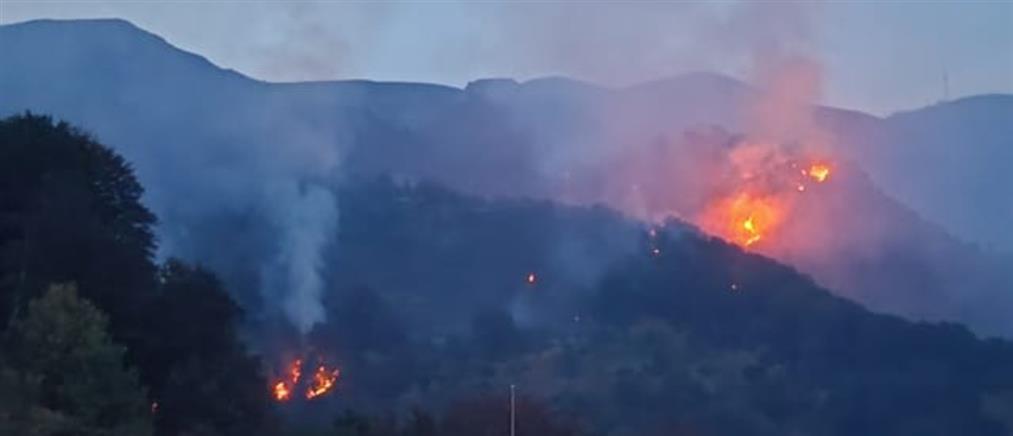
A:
2 6 1011 337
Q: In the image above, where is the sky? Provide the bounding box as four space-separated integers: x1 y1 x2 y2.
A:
1 1 1010 116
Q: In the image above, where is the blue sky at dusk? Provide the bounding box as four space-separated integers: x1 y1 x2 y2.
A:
2 1 1010 115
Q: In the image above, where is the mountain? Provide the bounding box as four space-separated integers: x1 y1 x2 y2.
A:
6 110 1013 433
295 177 1013 436
1 18 1012 337
868 96 1013 252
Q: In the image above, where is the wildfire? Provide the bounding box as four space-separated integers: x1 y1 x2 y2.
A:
701 192 781 248
305 366 341 400
698 152 834 249
741 215 761 246
273 381 292 402
804 163 831 182
270 357 341 402
290 359 302 384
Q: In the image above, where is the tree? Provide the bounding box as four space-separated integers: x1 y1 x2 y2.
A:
3 284 152 436
314 286 407 354
403 408 438 436
331 410 398 436
139 259 277 436
0 113 156 346
0 115 274 436
441 394 582 436
471 308 528 360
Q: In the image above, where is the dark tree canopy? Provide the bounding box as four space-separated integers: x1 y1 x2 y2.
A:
3 114 1013 436
0 113 156 339
2 284 152 436
0 114 274 436
141 259 277 436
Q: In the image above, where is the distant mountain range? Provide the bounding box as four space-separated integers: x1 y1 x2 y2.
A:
2 18 1012 336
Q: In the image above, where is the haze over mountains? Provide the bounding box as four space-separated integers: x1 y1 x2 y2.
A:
1 18 1012 337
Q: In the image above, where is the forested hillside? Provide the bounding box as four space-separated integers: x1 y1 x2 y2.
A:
4 114 1011 435
3 19 1012 339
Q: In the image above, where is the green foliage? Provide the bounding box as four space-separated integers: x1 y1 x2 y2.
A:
4 114 1013 435
0 115 274 436
321 399 578 436
305 180 1013 435
141 260 277 436
0 365 72 436
3 284 152 436
0 113 156 342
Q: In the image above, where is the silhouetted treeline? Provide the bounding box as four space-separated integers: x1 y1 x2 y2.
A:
0 114 276 435
297 177 1013 435
2 114 1013 436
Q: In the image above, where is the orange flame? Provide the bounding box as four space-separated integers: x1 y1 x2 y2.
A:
288 359 302 385
700 192 783 249
305 366 341 400
805 163 830 183
271 357 341 402
697 151 836 249
741 215 762 246
273 381 292 402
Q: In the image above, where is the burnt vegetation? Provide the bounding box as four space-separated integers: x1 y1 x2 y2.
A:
1 113 1012 436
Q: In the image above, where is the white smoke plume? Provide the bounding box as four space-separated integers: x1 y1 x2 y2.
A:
261 181 338 333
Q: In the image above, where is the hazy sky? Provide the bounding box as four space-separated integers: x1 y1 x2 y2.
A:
1 1 1010 115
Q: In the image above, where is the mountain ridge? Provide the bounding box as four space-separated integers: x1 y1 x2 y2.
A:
2 18 1012 337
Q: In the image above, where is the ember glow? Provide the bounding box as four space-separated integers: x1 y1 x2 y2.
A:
702 192 783 248
805 164 831 183
270 357 341 402
697 147 836 249
273 381 292 402
305 366 341 400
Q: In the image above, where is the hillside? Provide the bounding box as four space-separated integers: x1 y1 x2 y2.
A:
874 96 1013 252
1 18 1012 338
281 177 1013 435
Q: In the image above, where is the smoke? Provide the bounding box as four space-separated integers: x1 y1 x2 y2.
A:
729 1 828 147
261 181 338 333
6 6 1012 339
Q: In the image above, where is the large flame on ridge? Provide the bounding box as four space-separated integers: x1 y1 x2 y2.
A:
701 192 783 248
697 141 834 249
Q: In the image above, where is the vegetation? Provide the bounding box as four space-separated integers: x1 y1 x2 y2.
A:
1 284 151 436
0 114 275 436
1 113 1012 435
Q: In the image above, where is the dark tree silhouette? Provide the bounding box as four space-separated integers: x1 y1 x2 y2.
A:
0 113 156 343
141 259 277 436
3 284 152 435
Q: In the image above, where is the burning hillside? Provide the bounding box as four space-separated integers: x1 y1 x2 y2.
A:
696 142 833 249
271 356 341 402
600 133 836 251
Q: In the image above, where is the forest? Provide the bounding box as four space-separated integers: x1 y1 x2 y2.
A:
2 113 1013 436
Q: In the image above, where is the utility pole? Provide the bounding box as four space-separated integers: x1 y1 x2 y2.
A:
510 384 516 436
